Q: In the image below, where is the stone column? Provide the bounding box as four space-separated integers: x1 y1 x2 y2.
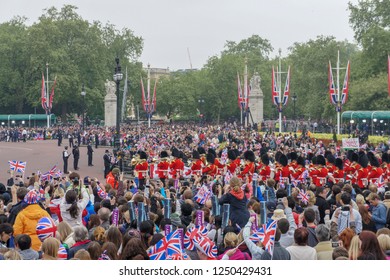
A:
104 80 117 127
249 72 264 126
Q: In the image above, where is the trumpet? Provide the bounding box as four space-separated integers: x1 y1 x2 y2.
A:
131 155 145 166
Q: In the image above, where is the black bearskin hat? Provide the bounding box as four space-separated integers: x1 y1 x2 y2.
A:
208 148 217 158
290 152 298 162
139 151 148 160
197 147 206 155
335 158 344 170
244 150 255 163
261 154 270 165
316 155 326 166
160 151 168 158
326 154 336 165
382 153 390 164
358 153 368 168
297 156 305 167
172 147 180 158
192 150 200 160
351 152 359 163
206 152 215 164
228 149 237 161
279 154 288 167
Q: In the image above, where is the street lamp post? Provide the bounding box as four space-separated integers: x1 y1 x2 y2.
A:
292 94 297 120
81 84 86 133
113 57 123 149
198 99 204 126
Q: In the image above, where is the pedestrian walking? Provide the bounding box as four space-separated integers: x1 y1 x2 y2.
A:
103 150 111 178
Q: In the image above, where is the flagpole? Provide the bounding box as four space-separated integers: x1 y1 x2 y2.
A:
46 62 50 128
336 50 341 135
147 64 151 128
244 58 248 128
278 49 282 133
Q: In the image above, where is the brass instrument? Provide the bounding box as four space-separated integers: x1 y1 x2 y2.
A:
130 155 146 166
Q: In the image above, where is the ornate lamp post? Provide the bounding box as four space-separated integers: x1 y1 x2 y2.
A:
113 57 123 149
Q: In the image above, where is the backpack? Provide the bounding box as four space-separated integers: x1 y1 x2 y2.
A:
306 227 319 247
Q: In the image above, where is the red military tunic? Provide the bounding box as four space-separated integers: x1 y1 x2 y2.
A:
259 165 271 182
239 162 255 183
157 159 170 180
135 160 148 180
214 158 225 176
187 159 203 176
202 163 218 177
368 166 384 185
170 158 184 179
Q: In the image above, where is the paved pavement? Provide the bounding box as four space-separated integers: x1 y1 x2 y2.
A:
0 140 109 184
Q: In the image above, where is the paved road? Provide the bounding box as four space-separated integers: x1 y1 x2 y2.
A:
0 140 109 184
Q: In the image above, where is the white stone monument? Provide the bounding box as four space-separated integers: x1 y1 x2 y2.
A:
248 72 264 125
104 79 117 127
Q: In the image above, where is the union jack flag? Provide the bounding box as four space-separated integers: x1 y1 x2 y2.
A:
194 185 212 205
377 175 385 189
41 165 57 181
328 61 338 105
282 66 290 106
272 67 279 107
148 230 183 260
184 225 208 250
8 160 26 173
41 73 49 112
250 219 277 255
341 61 350 105
194 235 217 258
297 189 309 204
298 169 309 182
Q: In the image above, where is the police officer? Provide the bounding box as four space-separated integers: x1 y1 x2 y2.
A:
63 146 70 174
103 150 111 178
87 142 94 166
72 143 80 170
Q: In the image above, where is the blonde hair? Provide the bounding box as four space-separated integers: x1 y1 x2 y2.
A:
93 226 106 244
229 177 241 192
57 221 73 242
355 194 365 207
378 234 390 252
307 190 316 206
42 237 60 260
74 249 91 260
348 235 360 260
224 232 238 248
4 249 22 260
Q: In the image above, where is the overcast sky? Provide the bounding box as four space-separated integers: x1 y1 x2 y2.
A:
1 0 359 70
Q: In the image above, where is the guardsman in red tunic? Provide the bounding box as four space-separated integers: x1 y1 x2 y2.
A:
290 156 306 182
381 153 390 181
332 158 345 184
367 152 383 185
258 154 271 183
326 155 337 174
239 150 256 183
344 152 360 184
226 149 239 175
356 153 369 189
275 154 290 184
135 151 148 188
288 152 298 170
202 152 218 177
315 155 328 187
198 147 207 167
169 148 184 179
186 150 203 177
157 151 170 187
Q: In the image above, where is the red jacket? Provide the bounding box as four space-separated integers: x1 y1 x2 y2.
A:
170 158 184 179
106 172 119 189
239 162 255 183
135 161 148 179
202 164 218 177
157 160 170 179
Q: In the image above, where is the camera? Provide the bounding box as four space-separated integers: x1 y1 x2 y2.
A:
341 205 350 212
331 241 339 248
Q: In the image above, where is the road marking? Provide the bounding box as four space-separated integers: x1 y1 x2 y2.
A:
0 146 34 151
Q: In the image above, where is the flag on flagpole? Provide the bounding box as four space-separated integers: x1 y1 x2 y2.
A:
282 66 290 106
272 67 279 106
49 76 57 110
237 72 244 109
341 61 350 105
328 61 337 105
8 160 27 173
41 73 48 112
141 78 147 111
151 78 157 113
